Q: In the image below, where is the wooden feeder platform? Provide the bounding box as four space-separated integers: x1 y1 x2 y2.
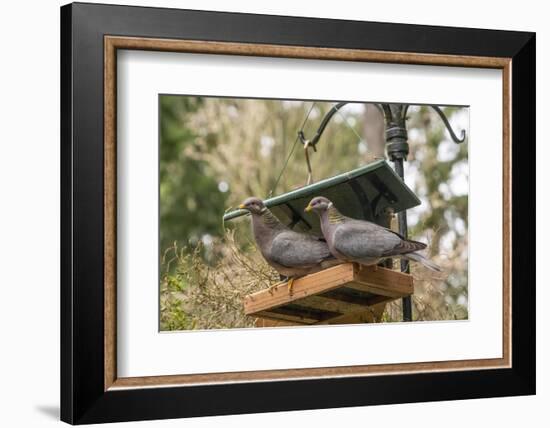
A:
244 263 413 327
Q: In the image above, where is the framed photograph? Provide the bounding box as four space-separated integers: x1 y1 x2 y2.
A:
61 2 535 424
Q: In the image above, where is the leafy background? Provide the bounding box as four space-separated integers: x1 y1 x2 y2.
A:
159 96 469 330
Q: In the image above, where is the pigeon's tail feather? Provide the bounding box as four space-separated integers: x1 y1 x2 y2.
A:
404 252 443 272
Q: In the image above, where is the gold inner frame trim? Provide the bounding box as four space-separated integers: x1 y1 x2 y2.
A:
104 35 512 391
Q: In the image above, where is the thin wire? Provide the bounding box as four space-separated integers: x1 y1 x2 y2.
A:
335 105 364 144
335 104 381 160
267 102 316 198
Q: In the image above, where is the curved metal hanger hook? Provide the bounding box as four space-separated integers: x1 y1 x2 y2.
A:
297 102 348 150
430 106 466 143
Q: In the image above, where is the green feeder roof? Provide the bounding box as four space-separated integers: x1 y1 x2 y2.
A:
223 159 420 235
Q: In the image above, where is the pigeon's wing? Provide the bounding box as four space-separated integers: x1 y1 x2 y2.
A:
381 236 427 256
333 220 425 259
269 230 333 268
332 221 394 259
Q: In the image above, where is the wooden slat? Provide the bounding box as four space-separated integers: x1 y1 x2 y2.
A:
317 302 387 325
356 264 413 286
272 304 340 322
255 311 317 325
298 295 365 315
244 263 413 325
346 280 409 298
352 265 413 297
244 263 355 315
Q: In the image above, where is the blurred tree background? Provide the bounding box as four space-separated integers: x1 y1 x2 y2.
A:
159 95 469 330
159 96 227 253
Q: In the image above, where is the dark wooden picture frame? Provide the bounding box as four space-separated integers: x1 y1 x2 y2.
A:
61 2 535 424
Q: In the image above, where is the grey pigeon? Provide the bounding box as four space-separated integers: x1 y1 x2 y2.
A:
305 196 442 272
239 197 339 291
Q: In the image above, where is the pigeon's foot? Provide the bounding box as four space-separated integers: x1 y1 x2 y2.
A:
267 283 279 295
287 277 295 295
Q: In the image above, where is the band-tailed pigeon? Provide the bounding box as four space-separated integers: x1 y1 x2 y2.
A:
305 196 442 272
239 197 338 292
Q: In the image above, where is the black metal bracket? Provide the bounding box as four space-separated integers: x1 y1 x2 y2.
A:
298 102 466 153
380 104 409 162
297 102 348 150
430 106 466 143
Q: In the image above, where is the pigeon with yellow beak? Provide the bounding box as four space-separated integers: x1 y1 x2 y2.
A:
239 197 338 293
305 196 442 272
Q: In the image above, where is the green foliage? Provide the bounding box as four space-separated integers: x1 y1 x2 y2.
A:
160 95 228 255
406 106 469 310
160 232 278 331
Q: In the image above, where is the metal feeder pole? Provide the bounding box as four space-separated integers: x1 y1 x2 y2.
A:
382 104 413 322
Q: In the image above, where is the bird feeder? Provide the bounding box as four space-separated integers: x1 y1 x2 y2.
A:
225 102 465 325
224 159 420 326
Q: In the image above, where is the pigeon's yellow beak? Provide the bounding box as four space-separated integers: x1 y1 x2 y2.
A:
304 204 313 213
238 204 246 209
